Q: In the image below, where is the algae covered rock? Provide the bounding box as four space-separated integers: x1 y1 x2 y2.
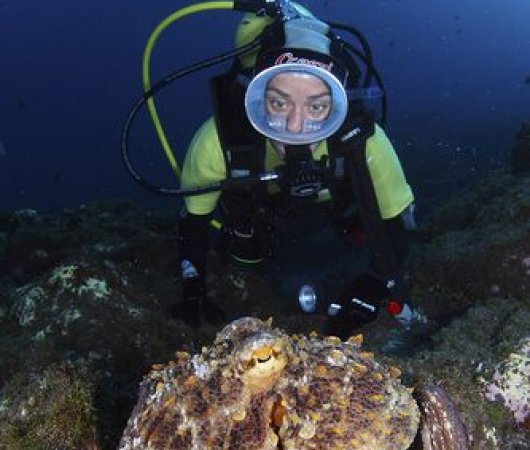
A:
485 337 530 427
0 362 99 450
398 297 530 449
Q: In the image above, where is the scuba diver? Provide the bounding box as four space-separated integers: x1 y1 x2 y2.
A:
122 0 425 339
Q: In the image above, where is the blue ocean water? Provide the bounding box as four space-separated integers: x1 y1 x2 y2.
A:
0 0 529 212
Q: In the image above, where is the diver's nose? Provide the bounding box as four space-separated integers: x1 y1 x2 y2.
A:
286 106 304 133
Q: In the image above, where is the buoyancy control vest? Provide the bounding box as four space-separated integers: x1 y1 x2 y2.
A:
211 69 407 302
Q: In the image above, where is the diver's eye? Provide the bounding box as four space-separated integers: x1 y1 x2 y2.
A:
266 96 291 113
307 102 330 118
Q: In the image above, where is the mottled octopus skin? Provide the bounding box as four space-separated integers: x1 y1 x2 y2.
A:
414 384 469 450
119 317 422 450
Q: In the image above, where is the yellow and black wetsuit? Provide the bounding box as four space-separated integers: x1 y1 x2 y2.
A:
176 114 414 328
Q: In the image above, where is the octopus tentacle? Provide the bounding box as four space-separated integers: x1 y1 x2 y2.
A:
414 383 469 450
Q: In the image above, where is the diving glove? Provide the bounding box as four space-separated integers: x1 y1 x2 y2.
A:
323 273 388 339
392 303 428 329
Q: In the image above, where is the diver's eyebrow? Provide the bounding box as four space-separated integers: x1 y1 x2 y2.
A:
266 87 291 98
307 92 331 101
265 87 330 100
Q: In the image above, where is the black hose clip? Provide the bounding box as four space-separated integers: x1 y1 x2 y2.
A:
277 161 325 197
276 145 328 198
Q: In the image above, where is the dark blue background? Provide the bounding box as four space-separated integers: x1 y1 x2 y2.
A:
1 0 529 213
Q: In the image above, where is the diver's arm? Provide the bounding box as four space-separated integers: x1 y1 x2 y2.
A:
363 124 416 289
173 118 226 325
326 114 420 334
382 207 415 270
173 209 216 327
325 202 418 338
177 116 227 280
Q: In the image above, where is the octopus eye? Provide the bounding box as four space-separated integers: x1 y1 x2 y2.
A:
253 346 274 364
239 343 288 394
257 355 272 364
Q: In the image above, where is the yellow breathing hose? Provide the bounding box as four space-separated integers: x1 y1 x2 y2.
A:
142 1 235 180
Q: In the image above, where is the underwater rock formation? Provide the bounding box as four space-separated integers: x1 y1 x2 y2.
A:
485 337 530 427
0 202 189 449
0 362 99 450
407 171 530 318
1 170 529 449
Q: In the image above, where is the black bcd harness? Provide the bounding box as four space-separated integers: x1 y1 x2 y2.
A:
212 70 401 290
211 68 406 300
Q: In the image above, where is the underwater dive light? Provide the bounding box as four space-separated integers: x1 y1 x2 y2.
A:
298 284 318 313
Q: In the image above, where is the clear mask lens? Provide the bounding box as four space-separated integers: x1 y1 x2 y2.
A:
267 115 286 132
267 116 324 134
302 119 324 133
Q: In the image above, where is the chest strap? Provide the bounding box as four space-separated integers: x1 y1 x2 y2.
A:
211 70 265 179
328 107 406 298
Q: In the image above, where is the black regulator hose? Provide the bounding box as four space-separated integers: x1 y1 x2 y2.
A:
122 15 389 195
328 21 374 72
328 22 388 124
341 39 388 124
121 39 262 196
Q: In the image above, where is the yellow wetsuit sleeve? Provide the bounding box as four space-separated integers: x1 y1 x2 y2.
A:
366 124 414 219
180 117 227 215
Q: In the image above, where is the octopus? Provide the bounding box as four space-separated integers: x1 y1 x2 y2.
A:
119 317 468 450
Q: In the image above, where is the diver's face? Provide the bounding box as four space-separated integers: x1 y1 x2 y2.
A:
265 73 331 133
